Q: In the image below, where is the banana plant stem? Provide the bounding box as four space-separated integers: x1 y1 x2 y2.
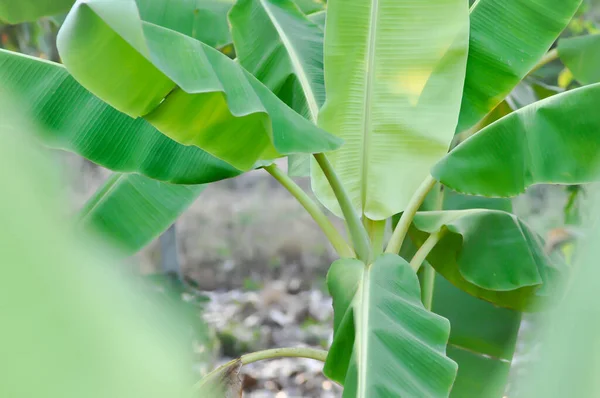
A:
241 347 328 365
193 347 328 392
364 218 386 259
313 153 371 262
410 228 447 272
264 164 355 259
385 175 437 255
421 261 436 311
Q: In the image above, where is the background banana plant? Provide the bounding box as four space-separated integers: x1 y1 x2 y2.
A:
1 0 600 396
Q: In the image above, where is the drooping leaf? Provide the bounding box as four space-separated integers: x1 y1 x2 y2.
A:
230 0 325 177
411 210 565 311
0 49 241 184
311 0 470 220
0 0 74 24
558 34 600 85
325 254 457 397
434 83 600 197
79 174 205 255
57 0 341 171
0 91 196 398
432 277 521 397
458 0 582 132
230 0 324 122
135 0 235 49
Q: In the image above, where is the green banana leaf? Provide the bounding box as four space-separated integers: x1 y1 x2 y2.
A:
0 93 196 398
558 34 600 85
229 0 324 123
519 195 600 397
442 189 512 213
57 0 341 171
324 254 457 397
433 277 521 397
434 83 600 197
293 0 325 14
311 0 469 220
411 210 565 311
229 0 325 177
458 0 581 132
0 0 74 24
0 49 241 184
79 174 205 255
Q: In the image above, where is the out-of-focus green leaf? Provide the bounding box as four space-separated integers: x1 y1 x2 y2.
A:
411 210 565 311
458 0 582 132
57 0 341 171
325 254 457 397
558 34 600 84
0 0 74 24
518 192 600 397
79 174 205 255
435 84 600 197
0 49 241 184
0 94 196 398
311 0 469 220
432 278 521 397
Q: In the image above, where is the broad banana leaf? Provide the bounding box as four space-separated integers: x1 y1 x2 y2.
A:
230 0 325 177
432 192 520 397
230 0 324 123
0 49 240 184
433 278 521 397
558 34 600 85
0 93 196 398
434 83 600 197
311 0 469 220
458 0 582 132
79 174 205 255
411 210 565 311
0 0 74 24
325 254 457 397
57 0 341 171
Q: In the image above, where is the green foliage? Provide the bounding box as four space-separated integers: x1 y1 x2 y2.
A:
458 0 582 132
0 49 241 184
558 33 600 84
0 94 196 398
325 255 457 397
435 84 600 197
412 210 565 310
312 0 469 220
79 174 205 255
3 0 600 396
57 0 340 171
0 0 74 24
432 278 521 397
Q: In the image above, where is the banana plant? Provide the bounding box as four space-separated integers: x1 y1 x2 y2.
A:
2 0 600 396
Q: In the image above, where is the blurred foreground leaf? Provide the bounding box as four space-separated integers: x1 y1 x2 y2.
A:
0 95 196 397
